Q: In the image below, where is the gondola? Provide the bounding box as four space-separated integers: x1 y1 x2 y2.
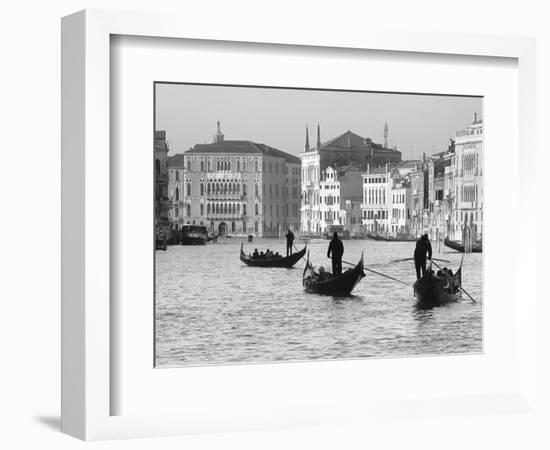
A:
444 238 482 253
413 259 463 309
240 242 306 268
302 251 365 296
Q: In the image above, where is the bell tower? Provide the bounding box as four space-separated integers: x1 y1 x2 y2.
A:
213 121 224 143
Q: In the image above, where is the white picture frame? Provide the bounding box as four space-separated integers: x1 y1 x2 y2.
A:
61 9 537 441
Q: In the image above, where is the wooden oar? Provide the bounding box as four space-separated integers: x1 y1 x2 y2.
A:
390 257 451 264
431 259 477 303
364 267 410 286
334 257 410 286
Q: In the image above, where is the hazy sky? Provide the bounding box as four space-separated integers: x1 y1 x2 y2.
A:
155 83 482 161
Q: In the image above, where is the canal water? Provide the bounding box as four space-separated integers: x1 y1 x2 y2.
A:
155 238 483 367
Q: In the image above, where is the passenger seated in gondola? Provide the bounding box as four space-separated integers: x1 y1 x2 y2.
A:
259 251 265 258
317 266 332 282
274 252 281 258
252 248 259 258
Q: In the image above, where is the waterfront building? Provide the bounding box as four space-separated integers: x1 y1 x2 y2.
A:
300 124 401 234
342 198 363 236
453 114 483 243
168 122 301 237
426 143 455 242
360 166 392 235
317 166 363 234
154 130 171 231
408 161 429 237
166 153 185 234
390 176 411 237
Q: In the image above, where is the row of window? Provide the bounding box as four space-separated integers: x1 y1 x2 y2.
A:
460 185 478 203
184 157 258 173
461 152 479 173
392 193 406 204
363 210 389 220
364 188 387 205
364 177 388 184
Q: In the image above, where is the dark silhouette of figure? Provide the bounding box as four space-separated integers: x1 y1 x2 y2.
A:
285 229 295 256
414 233 433 279
252 248 259 258
327 232 344 277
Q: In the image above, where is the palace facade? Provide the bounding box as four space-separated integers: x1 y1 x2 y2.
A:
167 123 301 237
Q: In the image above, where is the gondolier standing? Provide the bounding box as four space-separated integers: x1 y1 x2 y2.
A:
327 232 344 277
285 229 295 256
414 233 432 279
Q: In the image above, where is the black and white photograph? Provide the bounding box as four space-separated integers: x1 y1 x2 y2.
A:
154 83 483 367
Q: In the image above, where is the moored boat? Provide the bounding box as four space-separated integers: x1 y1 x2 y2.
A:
413 260 462 309
366 233 416 242
444 238 482 253
240 243 306 268
180 224 209 245
302 252 365 296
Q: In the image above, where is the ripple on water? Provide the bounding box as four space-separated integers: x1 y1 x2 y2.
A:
155 238 483 367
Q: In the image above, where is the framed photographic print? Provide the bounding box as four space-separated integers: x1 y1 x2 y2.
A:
62 9 537 441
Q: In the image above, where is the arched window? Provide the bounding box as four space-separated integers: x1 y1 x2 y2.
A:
200 183 204 196
208 160 211 171
228 161 231 171
175 170 180 181
255 204 259 215
243 221 247 232
186 203 191 217
200 161 204 171
187 183 191 196
255 160 258 172
237 204 241 214
243 183 247 196
237 160 240 171
215 204 220 214
207 204 211 214
243 204 247 215
207 183 211 195
175 207 179 218
175 187 179 201
231 221 235 233
155 159 161 175
200 204 204 215
255 184 259 197
255 222 258 233
243 161 246 172
224 203 228 214
187 159 191 171
237 183 240 193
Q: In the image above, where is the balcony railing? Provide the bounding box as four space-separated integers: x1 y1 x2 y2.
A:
206 193 248 200
206 214 246 221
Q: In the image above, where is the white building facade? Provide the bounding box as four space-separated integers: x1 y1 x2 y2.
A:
453 115 483 242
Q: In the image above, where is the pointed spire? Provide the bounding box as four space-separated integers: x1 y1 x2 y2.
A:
316 123 321 149
305 125 310 151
